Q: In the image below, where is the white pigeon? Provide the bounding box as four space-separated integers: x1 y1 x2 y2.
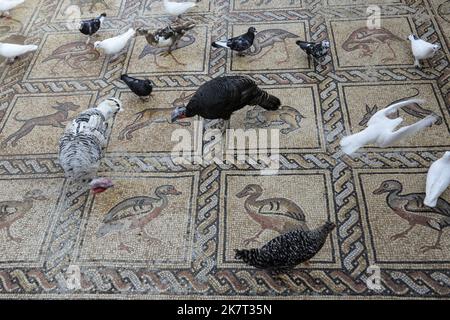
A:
340 98 437 155
0 42 38 63
424 152 450 207
0 0 24 18
163 0 197 17
94 28 135 56
408 34 440 68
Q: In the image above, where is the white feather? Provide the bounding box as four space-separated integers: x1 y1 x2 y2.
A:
212 40 229 48
340 98 437 155
424 152 450 207
0 42 38 59
163 0 196 16
0 0 25 12
94 28 135 55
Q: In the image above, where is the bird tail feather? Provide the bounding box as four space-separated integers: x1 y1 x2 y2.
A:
253 89 281 111
212 40 228 49
296 40 312 50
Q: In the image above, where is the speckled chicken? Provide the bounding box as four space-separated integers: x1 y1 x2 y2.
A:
235 221 335 272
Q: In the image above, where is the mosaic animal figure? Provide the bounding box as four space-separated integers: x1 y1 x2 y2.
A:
342 26 404 63
236 184 309 246
0 189 47 243
66 0 110 14
373 180 450 253
245 28 299 63
245 105 305 134
438 1 450 23
118 92 192 141
239 0 300 6
358 89 443 127
1 101 80 147
42 41 100 74
96 185 181 253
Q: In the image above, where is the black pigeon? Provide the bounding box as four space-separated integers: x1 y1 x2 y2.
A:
296 40 330 60
235 221 335 273
211 27 257 56
171 75 281 124
120 74 153 101
79 13 107 44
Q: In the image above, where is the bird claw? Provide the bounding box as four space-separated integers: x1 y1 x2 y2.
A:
420 245 442 253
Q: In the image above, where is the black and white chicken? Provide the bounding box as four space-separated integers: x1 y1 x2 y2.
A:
235 221 335 274
79 13 106 45
296 40 330 61
171 75 281 129
120 74 153 101
212 27 257 56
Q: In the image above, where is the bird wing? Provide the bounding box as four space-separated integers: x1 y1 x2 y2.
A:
228 35 252 51
257 202 306 222
404 193 450 218
0 202 19 221
102 196 159 224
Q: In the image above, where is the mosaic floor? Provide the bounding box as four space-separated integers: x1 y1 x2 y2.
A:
0 0 449 299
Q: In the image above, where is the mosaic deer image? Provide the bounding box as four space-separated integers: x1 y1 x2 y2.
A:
245 105 305 134
1 101 81 148
244 29 300 63
342 26 404 63
358 89 443 127
118 92 192 141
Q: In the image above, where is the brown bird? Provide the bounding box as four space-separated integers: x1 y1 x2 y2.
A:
136 21 196 68
0 190 48 243
42 41 100 74
236 184 308 246
373 180 450 253
96 185 181 253
342 26 404 63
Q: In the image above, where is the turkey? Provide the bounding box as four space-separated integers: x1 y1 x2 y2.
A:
170 75 281 129
235 221 335 274
59 97 122 194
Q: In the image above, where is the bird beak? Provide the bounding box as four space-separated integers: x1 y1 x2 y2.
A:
171 106 187 123
372 186 384 195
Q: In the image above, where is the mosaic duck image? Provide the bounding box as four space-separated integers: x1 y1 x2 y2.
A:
96 185 181 253
358 89 443 127
42 41 100 74
244 28 299 63
0 190 48 243
236 184 309 246
1 101 80 147
117 92 192 141
373 180 450 253
342 26 404 63
245 105 305 134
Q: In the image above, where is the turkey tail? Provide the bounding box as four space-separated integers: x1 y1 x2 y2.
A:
253 89 281 111
235 249 250 262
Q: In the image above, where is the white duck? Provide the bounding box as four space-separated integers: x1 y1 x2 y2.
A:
424 152 450 208
340 98 437 155
408 34 440 68
94 28 135 57
163 0 197 18
0 42 38 63
0 0 24 18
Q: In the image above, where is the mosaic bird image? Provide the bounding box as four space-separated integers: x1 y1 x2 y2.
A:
136 21 196 68
1 101 80 148
235 221 335 274
245 105 305 134
342 26 404 63
66 0 110 14
358 89 443 127
244 28 300 63
118 92 192 141
0 189 48 243
96 185 182 253
236 184 309 246
42 41 100 74
373 180 450 253
438 1 450 23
